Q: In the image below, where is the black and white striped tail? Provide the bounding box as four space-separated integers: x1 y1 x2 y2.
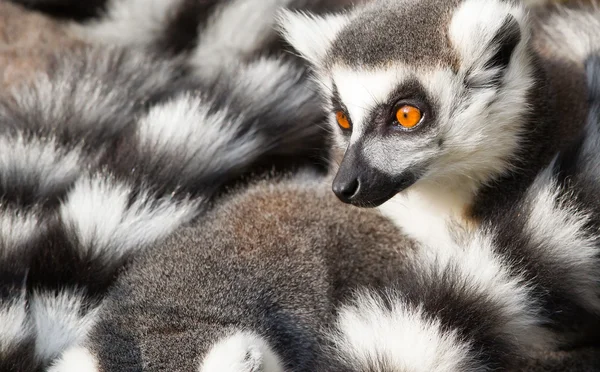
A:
0 44 327 371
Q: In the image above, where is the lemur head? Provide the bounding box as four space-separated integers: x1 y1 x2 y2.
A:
280 0 534 207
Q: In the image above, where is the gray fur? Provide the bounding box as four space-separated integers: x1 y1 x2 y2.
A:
84 176 414 371
0 27 332 372
328 0 461 67
2 1 600 371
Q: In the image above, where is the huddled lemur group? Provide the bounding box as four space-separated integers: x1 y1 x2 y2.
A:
1 0 599 371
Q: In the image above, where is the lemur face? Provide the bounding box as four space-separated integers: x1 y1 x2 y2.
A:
280 0 534 207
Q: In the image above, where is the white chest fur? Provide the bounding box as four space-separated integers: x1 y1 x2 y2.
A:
377 182 474 250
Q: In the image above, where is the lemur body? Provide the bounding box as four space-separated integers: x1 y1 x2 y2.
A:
53 175 413 372
281 0 590 250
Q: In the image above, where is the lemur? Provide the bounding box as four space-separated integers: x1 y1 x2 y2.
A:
48 3 600 371
279 0 591 251
49 49 600 371
2 0 600 371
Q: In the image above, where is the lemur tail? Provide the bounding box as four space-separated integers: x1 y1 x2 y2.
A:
8 0 357 77
534 1 600 66
0 47 326 371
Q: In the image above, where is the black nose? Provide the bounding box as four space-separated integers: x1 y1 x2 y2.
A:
332 177 360 203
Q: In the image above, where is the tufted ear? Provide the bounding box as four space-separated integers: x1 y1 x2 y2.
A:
277 10 350 67
449 0 528 87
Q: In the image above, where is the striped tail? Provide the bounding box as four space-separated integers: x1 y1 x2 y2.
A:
0 45 327 371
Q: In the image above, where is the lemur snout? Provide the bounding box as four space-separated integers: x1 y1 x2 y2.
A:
332 176 360 203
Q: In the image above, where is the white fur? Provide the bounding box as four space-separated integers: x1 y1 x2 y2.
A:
0 295 30 354
409 218 550 355
190 0 293 79
71 0 183 46
331 66 399 141
538 4 600 65
48 347 100 372
332 63 528 247
8 51 176 136
0 208 40 249
316 0 534 247
199 331 285 372
31 290 100 361
449 0 529 79
0 134 82 196
424 230 547 351
377 181 473 250
60 174 197 262
523 165 600 311
278 11 350 67
331 225 547 371
137 94 263 177
332 292 476 372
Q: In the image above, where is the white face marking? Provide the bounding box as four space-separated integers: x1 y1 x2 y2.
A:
331 66 400 142
330 65 445 180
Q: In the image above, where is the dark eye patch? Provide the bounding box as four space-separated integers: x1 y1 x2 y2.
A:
364 79 436 135
331 81 353 134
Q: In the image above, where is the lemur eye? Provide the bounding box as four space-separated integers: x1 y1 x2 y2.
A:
336 111 351 130
396 105 422 129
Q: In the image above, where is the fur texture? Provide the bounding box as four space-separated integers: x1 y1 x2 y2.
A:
279 0 600 369
280 0 589 249
2 0 600 371
66 176 414 371
0 41 330 372
318 50 600 370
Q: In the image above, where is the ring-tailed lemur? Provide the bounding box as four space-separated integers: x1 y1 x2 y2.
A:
279 0 591 250
47 49 600 371
45 5 600 370
3 0 600 371
276 0 600 368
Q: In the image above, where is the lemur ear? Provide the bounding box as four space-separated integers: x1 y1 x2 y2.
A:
278 10 350 67
483 15 521 73
449 0 527 87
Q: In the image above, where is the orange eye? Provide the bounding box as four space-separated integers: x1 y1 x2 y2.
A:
396 105 422 129
336 111 351 130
